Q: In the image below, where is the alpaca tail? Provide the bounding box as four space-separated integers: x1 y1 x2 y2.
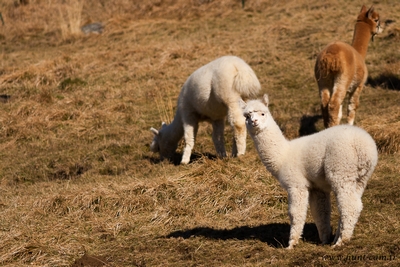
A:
315 52 343 81
232 61 261 99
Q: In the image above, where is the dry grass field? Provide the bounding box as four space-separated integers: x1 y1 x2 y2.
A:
0 0 399 266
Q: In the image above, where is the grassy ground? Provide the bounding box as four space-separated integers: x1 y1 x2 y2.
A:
0 0 399 266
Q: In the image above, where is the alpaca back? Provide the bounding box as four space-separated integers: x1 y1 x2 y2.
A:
314 42 365 82
284 125 377 187
308 125 377 177
327 125 378 179
207 56 260 100
303 125 377 161
179 56 260 120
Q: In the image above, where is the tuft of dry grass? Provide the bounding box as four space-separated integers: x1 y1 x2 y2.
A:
58 0 84 40
0 0 399 266
363 120 400 154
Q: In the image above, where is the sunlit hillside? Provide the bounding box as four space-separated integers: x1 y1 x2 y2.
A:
0 0 399 266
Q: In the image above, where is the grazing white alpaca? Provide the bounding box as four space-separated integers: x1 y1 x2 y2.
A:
150 56 261 164
241 94 378 249
315 5 382 128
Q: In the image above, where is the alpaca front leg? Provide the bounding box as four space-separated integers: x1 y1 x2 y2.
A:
212 119 227 158
287 187 309 249
309 189 332 245
181 122 199 164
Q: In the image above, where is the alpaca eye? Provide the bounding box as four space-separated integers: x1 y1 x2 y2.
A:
261 113 265 116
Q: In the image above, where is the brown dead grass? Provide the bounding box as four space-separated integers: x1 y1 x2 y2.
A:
0 0 399 266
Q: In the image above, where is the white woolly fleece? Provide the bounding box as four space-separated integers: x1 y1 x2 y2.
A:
151 56 261 164
242 94 378 249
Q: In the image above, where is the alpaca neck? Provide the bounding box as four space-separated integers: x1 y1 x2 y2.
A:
351 22 372 59
251 118 289 178
164 111 184 147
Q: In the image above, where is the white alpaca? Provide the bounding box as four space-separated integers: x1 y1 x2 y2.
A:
241 94 378 249
150 56 261 164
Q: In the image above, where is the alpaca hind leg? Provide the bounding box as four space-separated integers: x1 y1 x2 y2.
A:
347 85 363 125
181 121 199 164
327 85 346 127
309 189 332 245
211 119 226 158
333 181 368 246
227 103 247 156
320 88 331 128
333 188 363 247
333 219 342 244
287 187 309 249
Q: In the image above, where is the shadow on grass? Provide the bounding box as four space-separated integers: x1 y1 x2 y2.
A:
190 152 217 162
0 94 12 103
145 154 181 166
299 114 322 137
146 152 217 166
367 73 400 91
166 223 320 248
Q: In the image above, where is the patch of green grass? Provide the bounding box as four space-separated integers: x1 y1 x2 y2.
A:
59 77 87 91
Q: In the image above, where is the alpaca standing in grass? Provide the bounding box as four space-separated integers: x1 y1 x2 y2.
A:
150 56 261 164
315 5 382 128
241 94 378 249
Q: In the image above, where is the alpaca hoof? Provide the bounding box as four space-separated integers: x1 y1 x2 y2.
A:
332 241 343 248
180 157 190 164
287 240 297 249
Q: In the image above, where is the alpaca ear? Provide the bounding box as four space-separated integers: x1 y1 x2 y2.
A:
367 6 374 19
360 5 367 14
262 94 269 107
150 127 159 135
238 99 247 110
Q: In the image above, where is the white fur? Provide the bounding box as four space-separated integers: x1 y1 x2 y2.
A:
150 56 261 164
241 94 378 249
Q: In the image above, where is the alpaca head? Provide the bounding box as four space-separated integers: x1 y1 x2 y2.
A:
358 5 382 40
240 94 272 134
150 123 178 160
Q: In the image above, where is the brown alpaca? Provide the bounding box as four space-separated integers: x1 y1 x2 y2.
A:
315 5 382 128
